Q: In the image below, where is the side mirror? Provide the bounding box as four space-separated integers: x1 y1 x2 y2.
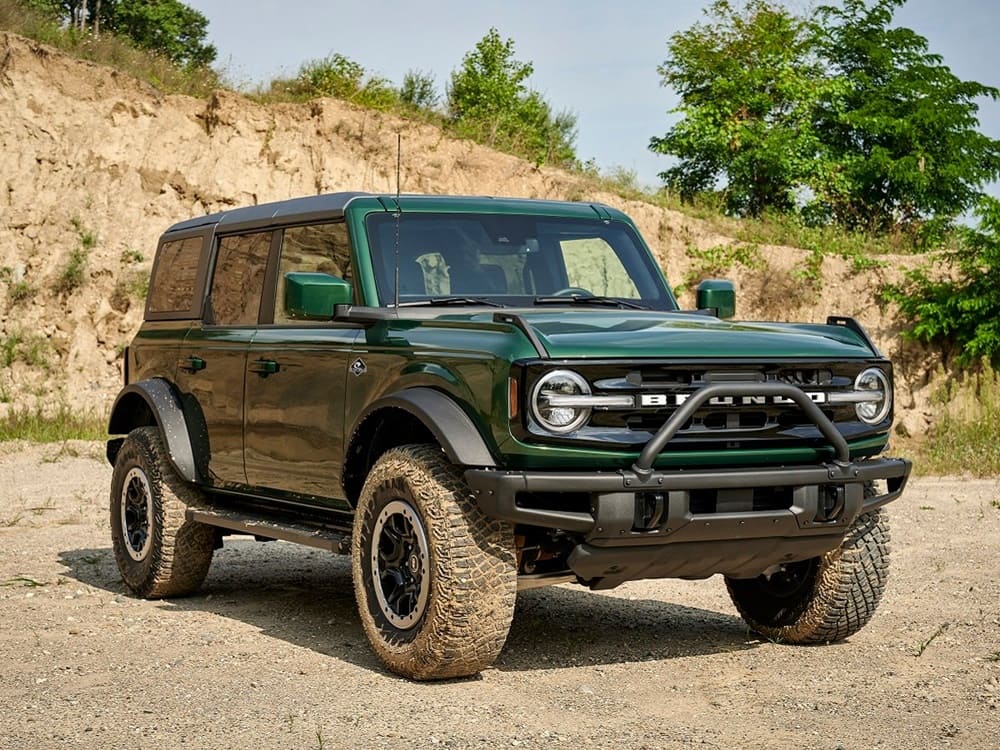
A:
696 279 736 319
284 272 352 319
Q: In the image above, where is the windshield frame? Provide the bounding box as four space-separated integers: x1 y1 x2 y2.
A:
364 211 678 310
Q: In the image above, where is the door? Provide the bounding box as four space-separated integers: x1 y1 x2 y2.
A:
174 230 273 489
243 221 361 505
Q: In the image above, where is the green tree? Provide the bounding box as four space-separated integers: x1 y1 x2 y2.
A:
651 0 1000 233
448 28 534 145
400 69 439 110
24 0 216 66
104 0 215 67
649 0 827 216
448 28 577 167
887 197 1000 366
812 0 1000 234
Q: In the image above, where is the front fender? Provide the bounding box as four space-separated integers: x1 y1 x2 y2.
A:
107 378 201 483
352 387 497 468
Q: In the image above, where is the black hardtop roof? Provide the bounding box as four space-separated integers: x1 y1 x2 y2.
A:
162 192 623 236
164 191 373 234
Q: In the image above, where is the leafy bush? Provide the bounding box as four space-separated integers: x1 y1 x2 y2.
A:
677 242 765 294
268 53 397 110
886 197 1000 366
400 70 439 110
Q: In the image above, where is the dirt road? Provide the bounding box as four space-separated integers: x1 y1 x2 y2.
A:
0 442 997 749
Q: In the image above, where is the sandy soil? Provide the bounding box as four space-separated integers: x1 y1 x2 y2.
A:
0 441 997 750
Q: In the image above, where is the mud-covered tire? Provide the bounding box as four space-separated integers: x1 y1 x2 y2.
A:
352 444 517 680
726 507 890 644
109 426 215 598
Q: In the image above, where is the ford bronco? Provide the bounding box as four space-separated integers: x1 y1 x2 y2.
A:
107 192 911 679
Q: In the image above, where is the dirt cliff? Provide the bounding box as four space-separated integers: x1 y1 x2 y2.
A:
0 32 934 434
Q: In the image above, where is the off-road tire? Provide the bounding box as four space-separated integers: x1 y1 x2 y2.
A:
352 444 517 680
726 505 890 644
110 427 215 598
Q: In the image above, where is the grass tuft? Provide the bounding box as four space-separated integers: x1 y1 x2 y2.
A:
914 622 949 657
0 576 46 587
0 405 106 442
915 363 1000 476
1 330 49 369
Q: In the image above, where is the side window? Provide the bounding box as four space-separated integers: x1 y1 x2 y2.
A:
209 232 272 326
147 236 203 315
561 238 639 298
274 222 352 323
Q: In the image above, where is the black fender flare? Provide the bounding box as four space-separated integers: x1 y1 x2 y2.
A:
107 378 201 483
352 387 497 468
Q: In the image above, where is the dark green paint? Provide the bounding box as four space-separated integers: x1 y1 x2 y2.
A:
119 193 895 509
283 272 353 318
696 279 736 319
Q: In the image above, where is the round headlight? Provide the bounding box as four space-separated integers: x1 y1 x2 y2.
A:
530 370 591 434
854 367 892 424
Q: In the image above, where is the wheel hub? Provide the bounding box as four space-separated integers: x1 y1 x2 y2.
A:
120 467 153 561
761 559 817 598
371 500 430 630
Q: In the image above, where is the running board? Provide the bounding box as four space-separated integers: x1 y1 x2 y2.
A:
187 507 351 554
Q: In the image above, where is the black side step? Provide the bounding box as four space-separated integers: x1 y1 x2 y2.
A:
187 507 351 554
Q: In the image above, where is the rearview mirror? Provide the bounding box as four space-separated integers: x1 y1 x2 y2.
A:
284 272 352 319
696 279 736 319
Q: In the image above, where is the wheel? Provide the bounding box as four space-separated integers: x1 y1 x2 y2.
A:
110 426 215 598
352 444 517 680
726 504 890 643
551 287 593 296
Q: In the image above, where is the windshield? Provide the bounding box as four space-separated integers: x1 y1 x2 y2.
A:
365 212 676 309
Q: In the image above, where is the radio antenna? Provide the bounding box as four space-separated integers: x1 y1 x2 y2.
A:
392 132 402 312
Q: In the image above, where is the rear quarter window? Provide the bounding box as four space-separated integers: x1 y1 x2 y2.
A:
147 236 205 317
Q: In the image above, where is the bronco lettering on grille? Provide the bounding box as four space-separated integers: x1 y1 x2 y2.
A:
638 392 828 408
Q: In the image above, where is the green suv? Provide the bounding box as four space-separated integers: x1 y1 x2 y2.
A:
107 192 911 679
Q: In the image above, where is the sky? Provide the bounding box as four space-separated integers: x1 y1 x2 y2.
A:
185 0 1000 190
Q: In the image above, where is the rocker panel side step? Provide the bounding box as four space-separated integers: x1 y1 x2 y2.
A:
187 507 351 554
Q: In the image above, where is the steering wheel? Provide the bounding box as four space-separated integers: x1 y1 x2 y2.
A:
551 287 593 297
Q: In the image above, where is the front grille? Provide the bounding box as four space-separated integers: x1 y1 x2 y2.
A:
589 361 853 439
518 358 890 451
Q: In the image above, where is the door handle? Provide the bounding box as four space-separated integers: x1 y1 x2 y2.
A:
249 358 280 376
178 356 206 373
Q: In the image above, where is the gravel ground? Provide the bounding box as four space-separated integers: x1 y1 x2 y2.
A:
0 441 997 750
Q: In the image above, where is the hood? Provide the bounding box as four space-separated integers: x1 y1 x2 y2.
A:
485 310 877 359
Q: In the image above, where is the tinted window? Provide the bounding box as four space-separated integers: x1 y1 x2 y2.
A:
365 213 672 308
274 223 352 324
147 236 203 315
209 232 271 326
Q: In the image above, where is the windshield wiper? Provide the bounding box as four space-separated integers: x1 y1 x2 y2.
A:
533 295 649 310
397 296 505 308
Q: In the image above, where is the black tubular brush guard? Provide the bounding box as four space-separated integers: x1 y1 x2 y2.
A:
465 382 911 535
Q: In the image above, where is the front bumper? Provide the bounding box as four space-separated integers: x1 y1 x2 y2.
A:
466 381 911 588
465 457 910 587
